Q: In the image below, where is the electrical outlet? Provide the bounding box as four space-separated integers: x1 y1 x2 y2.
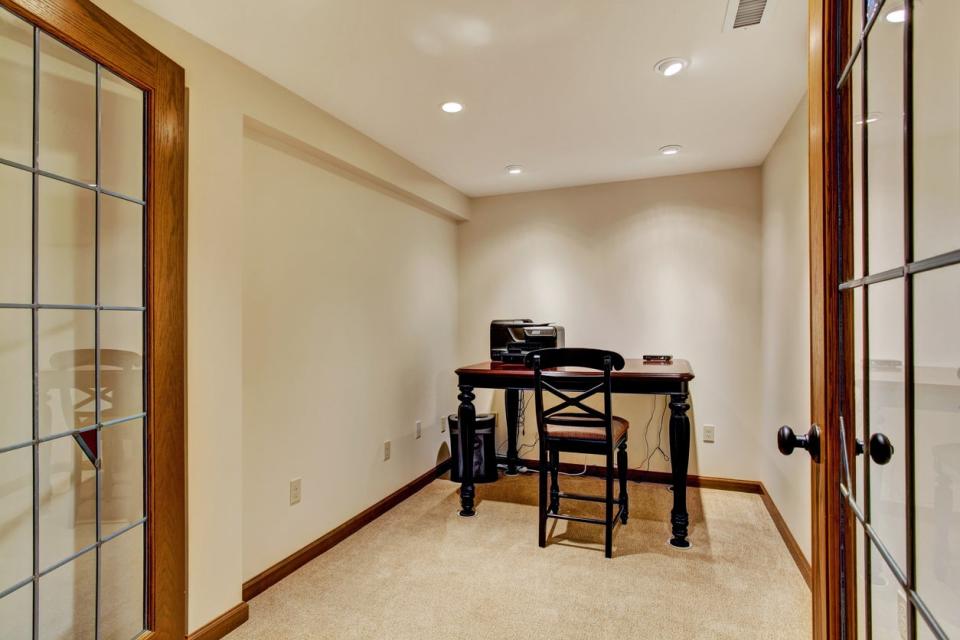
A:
703 424 716 443
440 415 446 433
383 440 391 461
289 478 302 505
416 420 422 439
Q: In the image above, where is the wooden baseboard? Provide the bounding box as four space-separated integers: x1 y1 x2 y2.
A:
241 459 452 602
186 602 249 640
510 456 810 587
508 456 763 494
758 483 812 589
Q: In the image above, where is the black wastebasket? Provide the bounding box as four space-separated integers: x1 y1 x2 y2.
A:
448 413 498 483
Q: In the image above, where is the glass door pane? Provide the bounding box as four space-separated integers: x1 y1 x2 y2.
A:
867 279 906 570
913 264 960 637
912 1 960 260
38 32 95 185
0 447 32 592
0 164 31 304
100 69 143 200
865 5 904 275
0 8 33 166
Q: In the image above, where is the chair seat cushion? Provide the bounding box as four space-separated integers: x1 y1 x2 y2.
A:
544 414 629 442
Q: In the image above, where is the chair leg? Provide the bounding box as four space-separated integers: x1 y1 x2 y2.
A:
605 452 614 559
618 440 629 524
538 441 547 548
549 444 560 513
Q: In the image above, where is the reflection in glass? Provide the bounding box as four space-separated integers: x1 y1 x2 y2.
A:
100 195 143 307
100 311 144 420
0 157 32 304
100 525 144 639
913 265 960 637
0 448 32 592
853 286 865 505
857 528 868 640
101 418 143 537
0 582 32 640
38 176 95 305
38 32 95 184
865 14 904 274
38 310 95 438
0 7 33 166
851 54 864 280
0 310 31 449
853 283 867 640
870 545 908 640
38 550 95 640
867 279 906 570
101 68 143 199
38 435 95 570
913 0 960 260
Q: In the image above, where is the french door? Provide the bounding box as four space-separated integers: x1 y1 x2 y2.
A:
802 0 958 637
0 1 185 638
836 0 959 638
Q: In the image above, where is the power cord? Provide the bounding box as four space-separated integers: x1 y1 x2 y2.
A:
559 464 588 476
638 396 670 470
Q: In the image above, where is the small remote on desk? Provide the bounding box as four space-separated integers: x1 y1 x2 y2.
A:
643 354 673 363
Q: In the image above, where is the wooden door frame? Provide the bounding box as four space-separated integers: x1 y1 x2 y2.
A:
809 0 856 638
0 0 187 637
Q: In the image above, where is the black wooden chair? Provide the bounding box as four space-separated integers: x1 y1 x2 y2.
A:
525 348 629 558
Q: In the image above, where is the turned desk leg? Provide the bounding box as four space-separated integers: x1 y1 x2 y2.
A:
504 388 520 476
458 384 477 517
669 393 691 548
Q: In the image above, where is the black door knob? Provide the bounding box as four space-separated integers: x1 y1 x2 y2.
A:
868 433 894 465
777 425 821 462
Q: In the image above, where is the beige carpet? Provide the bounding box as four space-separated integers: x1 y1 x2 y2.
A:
227 473 810 639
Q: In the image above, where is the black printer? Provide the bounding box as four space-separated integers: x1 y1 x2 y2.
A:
490 319 565 364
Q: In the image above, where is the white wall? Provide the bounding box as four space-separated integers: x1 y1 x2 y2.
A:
759 95 811 562
87 0 468 632
240 122 457 581
458 168 764 480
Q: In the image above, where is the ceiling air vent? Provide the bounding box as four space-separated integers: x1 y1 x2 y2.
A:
723 0 776 31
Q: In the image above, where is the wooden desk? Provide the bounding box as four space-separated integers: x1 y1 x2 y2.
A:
454 358 696 548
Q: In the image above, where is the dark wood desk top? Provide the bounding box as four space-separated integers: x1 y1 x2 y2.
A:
456 359 694 394
457 358 694 380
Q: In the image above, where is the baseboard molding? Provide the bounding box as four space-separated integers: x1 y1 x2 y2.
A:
186 602 249 640
508 456 763 494
758 483 812 589
509 456 810 588
241 458 452 602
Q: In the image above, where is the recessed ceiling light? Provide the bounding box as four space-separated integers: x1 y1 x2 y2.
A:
855 112 882 125
505 165 523 175
441 101 463 113
885 8 906 23
659 145 682 156
654 57 688 77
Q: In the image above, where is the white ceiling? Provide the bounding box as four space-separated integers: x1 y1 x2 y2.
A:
133 0 807 197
